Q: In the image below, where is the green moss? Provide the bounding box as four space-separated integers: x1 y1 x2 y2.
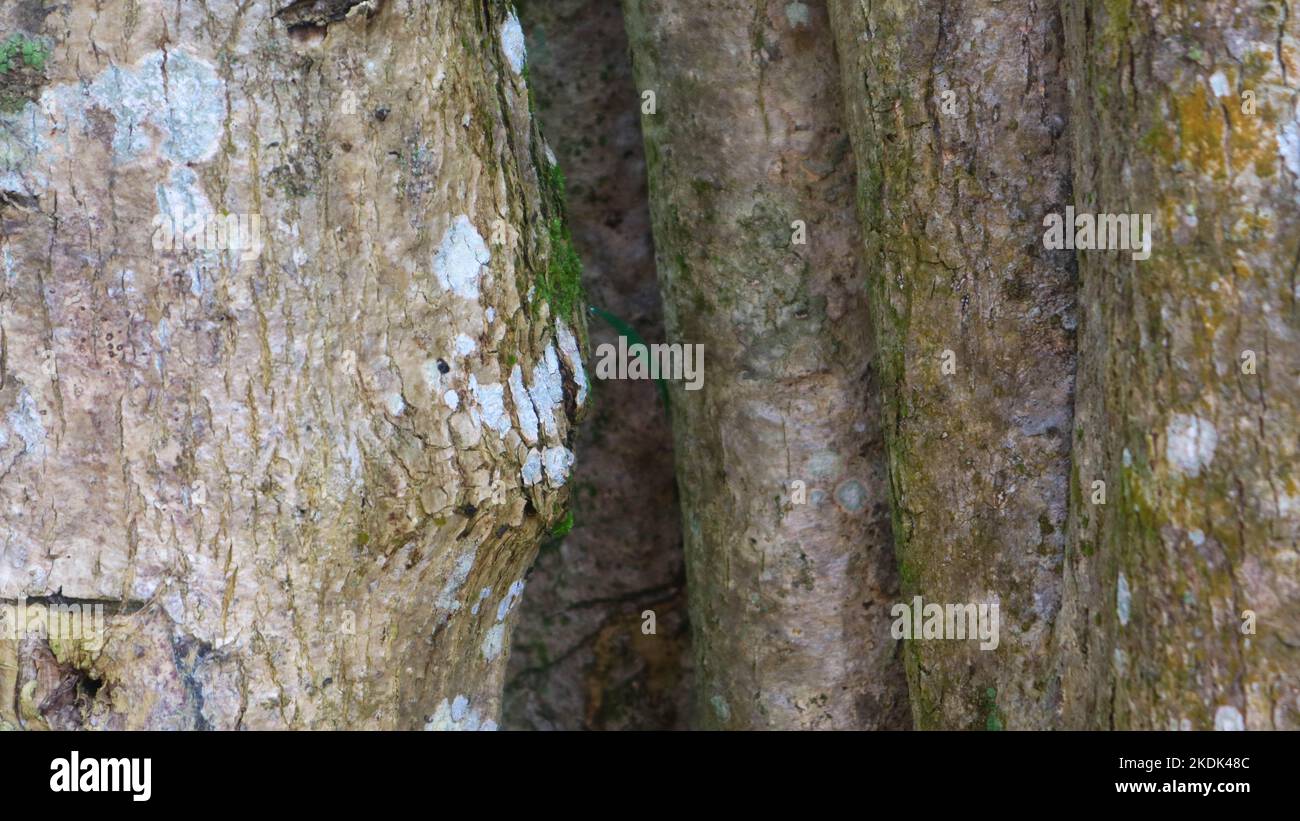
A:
982 687 1004 731
535 216 585 319
537 509 575 557
541 159 567 214
525 157 587 320
0 35 48 74
0 34 50 113
1139 125 1175 164
550 510 574 537
897 556 920 593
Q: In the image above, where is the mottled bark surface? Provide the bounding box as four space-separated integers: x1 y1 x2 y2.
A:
624 0 908 729
503 0 690 731
829 0 1076 728
1053 0 1300 730
0 0 584 729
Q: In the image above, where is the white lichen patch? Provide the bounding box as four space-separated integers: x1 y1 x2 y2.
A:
454 334 477 357
481 623 505 661
435 547 477 614
1112 647 1128 676
424 695 496 731
470 587 492 616
521 448 544 486
433 216 491 299
1165 414 1218 477
1280 115 1300 200
1209 71 1230 97
806 450 843 480
509 364 538 443
555 320 588 406
500 11 528 76
5 50 221 188
7 388 45 455
5 49 226 244
1278 493 1300 520
528 344 565 438
496 580 526 622
784 1 811 28
1116 571 1131 626
85 50 225 164
470 375 511 436
443 389 460 410
1214 704 1245 731
155 166 215 232
543 445 575 487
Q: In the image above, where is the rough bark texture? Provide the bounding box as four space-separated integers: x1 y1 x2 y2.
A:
623 0 908 729
829 0 1076 728
0 0 585 730
1053 0 1300 730
503 0 690 731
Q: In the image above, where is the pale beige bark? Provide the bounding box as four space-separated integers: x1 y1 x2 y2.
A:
0 0 584 730
623 0 909 729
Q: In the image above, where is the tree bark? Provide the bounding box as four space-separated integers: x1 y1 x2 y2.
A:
1052 0 1300 730
623 0 909 729
503 0 690 731
828 0 1076 728
0 0 583 730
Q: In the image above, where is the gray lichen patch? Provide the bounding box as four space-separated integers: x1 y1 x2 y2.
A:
2 48 225 201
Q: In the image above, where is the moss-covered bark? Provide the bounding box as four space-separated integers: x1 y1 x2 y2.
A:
0 0 583 729
1052 0 1300 730
623 0 908 729
829 0 1076 728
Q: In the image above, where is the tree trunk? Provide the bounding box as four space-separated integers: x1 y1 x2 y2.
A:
828 0 1076 728
623 0 909 729
1052 0 1300 730
503 0 690 731
0 0 583 730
